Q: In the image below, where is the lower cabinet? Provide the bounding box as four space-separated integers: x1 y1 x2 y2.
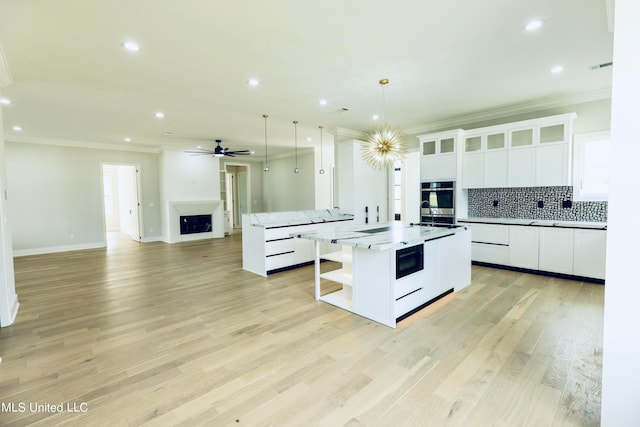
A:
508 225 539 269
573 229 607 280
539 227 574 275
466 221 606 280
468 223 509 265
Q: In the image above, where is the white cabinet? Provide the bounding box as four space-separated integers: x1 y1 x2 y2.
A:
538 227 575 275
461 114 576 189
536 143 569 187
242 213 353 277
508 146 537 187
573 229 607 280
419 130 462 181
483 149 508 188
468 223 509 265
462 130 508 189
440 230 472 292
337 140 388 224
508 116 574 187
508 225 539 269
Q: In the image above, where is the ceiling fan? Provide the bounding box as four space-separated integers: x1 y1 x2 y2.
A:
185 139 251 157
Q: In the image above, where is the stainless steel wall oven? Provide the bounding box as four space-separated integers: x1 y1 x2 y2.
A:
421 181 455 224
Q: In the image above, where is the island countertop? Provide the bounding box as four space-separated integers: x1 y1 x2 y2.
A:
293 221 468 251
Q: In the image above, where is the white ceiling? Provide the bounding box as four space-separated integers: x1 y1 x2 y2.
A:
0 0 613 158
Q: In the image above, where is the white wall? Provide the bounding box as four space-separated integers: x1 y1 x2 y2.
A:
601 0 640 424
159 150 222 242
5 141 161 254
0 105 18 326
261 151 315 212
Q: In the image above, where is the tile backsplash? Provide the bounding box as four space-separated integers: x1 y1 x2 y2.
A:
467 186 607 222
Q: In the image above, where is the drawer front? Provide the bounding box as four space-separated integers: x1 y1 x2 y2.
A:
265 252 296 271
469 224 509 245
265 238 295 256
472 242 509 265
394 272 423 300
265 226 296 240
395 287 428 318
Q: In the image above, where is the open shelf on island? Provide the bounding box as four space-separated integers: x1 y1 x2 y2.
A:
319 289 353 311
319 268 352 285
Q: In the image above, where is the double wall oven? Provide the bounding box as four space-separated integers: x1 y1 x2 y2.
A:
421 181 455 225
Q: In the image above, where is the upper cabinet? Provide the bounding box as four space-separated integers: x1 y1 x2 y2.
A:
461 113 576 189
418 129 463 181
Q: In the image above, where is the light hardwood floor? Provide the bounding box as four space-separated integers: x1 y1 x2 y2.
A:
0 232 603 426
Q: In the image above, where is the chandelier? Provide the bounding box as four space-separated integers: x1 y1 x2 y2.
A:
361 79 407 170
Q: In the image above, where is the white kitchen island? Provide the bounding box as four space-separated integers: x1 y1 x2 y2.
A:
293 222 472 328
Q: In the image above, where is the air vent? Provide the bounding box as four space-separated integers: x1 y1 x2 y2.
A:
590 61 613 70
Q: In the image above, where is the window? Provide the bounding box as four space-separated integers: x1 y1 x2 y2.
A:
573 131 611 201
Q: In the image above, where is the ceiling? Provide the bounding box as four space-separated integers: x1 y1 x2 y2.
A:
0 0 614 158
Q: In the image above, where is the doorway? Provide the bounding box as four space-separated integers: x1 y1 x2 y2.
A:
223 163 250 229
102 164 142 245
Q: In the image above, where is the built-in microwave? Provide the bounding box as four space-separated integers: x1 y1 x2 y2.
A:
396 244 424 280
421 181 455 224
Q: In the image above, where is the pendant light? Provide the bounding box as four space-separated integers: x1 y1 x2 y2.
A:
362 78 407 170
318 125 325 175
262 113 270 172
293 120 300 173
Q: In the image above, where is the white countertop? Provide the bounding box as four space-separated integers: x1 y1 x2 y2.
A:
247 209 354 228
457 217 607 230
293 222 468 251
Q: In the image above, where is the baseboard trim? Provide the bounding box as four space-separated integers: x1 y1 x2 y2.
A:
472 261 605 284
13 242 105 257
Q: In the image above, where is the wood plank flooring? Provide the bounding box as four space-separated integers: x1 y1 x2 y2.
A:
0 232 603 426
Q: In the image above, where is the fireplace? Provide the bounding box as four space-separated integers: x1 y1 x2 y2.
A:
166 200 223 243
180 214 212 235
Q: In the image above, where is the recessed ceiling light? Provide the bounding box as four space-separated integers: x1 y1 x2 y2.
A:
163 131 173 136
319 99 328 106
155 112 165 119
247 78 259 87
12 125 22 131
124 137 131 142
122 40 140 52
307 137 313 142
0 97 10 105
372 114 380 121
525 19 544 31
550 65 564 74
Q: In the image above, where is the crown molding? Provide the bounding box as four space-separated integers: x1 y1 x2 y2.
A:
5 134 162 153
0 44 13 88
330 127 367 143
404 88 612 135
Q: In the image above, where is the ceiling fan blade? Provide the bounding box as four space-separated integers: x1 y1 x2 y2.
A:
184 150 215 155
227 150 251 155
225 153 236 157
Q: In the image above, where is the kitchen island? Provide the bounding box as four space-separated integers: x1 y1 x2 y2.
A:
242 209 353 276
293 222 471 328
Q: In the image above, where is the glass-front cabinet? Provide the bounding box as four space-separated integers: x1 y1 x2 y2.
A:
419 129 463 182
459 113 575 189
